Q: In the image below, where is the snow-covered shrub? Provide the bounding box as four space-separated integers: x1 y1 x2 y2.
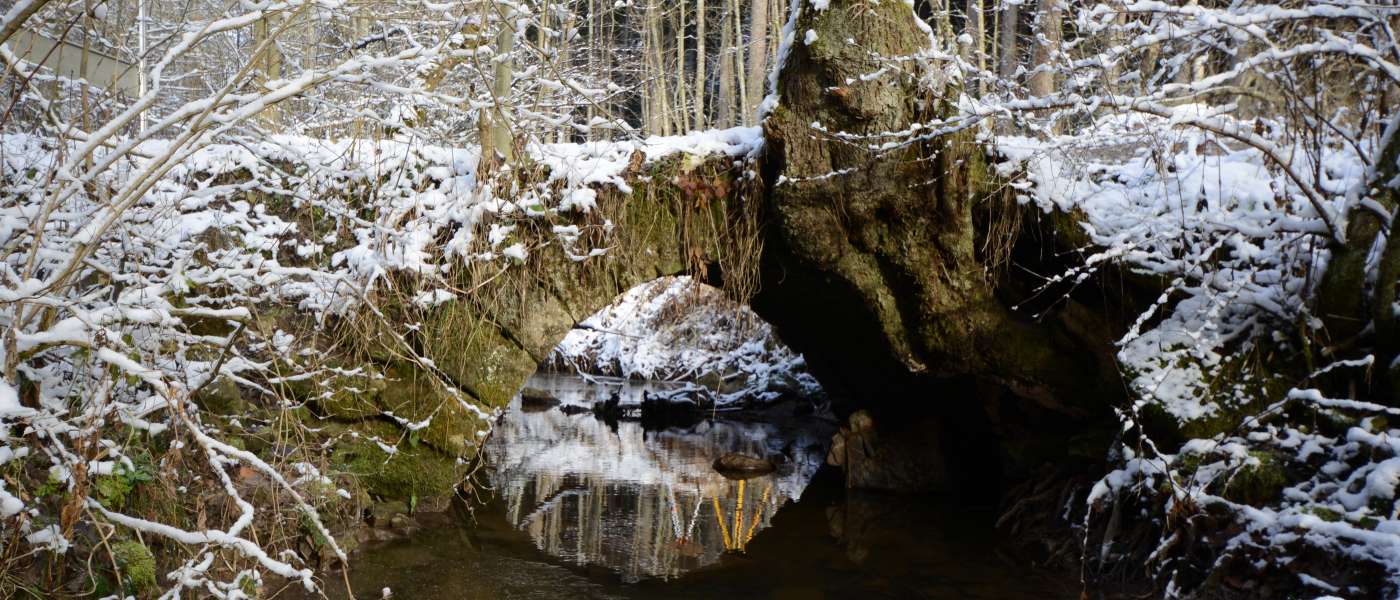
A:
979 3 1400 595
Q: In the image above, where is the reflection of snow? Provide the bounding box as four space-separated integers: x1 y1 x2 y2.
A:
485 375 833 581
521 372 687 410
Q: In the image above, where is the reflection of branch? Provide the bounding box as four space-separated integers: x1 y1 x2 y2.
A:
743 484 771 546
517 486 586 528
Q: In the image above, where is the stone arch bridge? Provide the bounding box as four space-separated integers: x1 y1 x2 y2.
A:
251 0 1134 495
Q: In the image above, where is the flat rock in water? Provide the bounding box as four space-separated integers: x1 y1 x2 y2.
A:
519 391 561 412
713 453 775 479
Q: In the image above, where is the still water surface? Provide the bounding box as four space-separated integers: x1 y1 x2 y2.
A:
312 375 1080 599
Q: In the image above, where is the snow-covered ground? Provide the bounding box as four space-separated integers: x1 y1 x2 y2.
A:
544 276 823 410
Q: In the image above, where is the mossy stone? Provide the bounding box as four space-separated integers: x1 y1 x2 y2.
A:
1223 451 1288 506
112 540 157 595
191 375 245 414
328 421 463 501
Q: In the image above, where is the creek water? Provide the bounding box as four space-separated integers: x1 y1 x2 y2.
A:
309 374 1081 599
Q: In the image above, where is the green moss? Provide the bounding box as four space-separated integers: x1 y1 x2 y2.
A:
1175 450 1206 474
421 302 537 409
1222 451 1288 506
238 573 259 598
299 510 331 548
111 540 157 594
328 421 463 501
350 360 486 456
312 364 390 420
34 470 63 499
1308 506 1343 522
1366 416 1390 433
191 375 245 414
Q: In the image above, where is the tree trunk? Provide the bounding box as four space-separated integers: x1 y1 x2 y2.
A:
694 0 707 129
1172 0 1201 85
479 21 516 173
733 0 748 124
646 0 670 135
559 5 578 142
717 2 735 127
253 12 284 126
1102 10 1125 95
964 0 985 95
1318 114 1400 402
997 1 1019 82
744 0 769 119
1026 0 1060 98
673 3 690 133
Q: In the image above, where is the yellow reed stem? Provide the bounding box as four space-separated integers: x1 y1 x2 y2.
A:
734 480 745 549
712 495 731 549
743 484 771 545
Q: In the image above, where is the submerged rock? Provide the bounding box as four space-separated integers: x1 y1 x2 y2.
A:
827 410 950 493
519 390 561 412
713 453 776 479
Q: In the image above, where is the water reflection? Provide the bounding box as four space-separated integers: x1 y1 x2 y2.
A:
516 372 693 412
485 374 833 582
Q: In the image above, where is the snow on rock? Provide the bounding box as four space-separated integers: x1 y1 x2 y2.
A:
545 277 822 409
995 106 1361 426
530 126 763 201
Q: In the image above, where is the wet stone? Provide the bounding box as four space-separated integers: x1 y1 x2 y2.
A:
713 453 777 479
518 390 560 412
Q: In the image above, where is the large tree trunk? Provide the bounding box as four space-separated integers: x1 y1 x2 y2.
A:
1318 115 1400 403
757 0 1122 488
